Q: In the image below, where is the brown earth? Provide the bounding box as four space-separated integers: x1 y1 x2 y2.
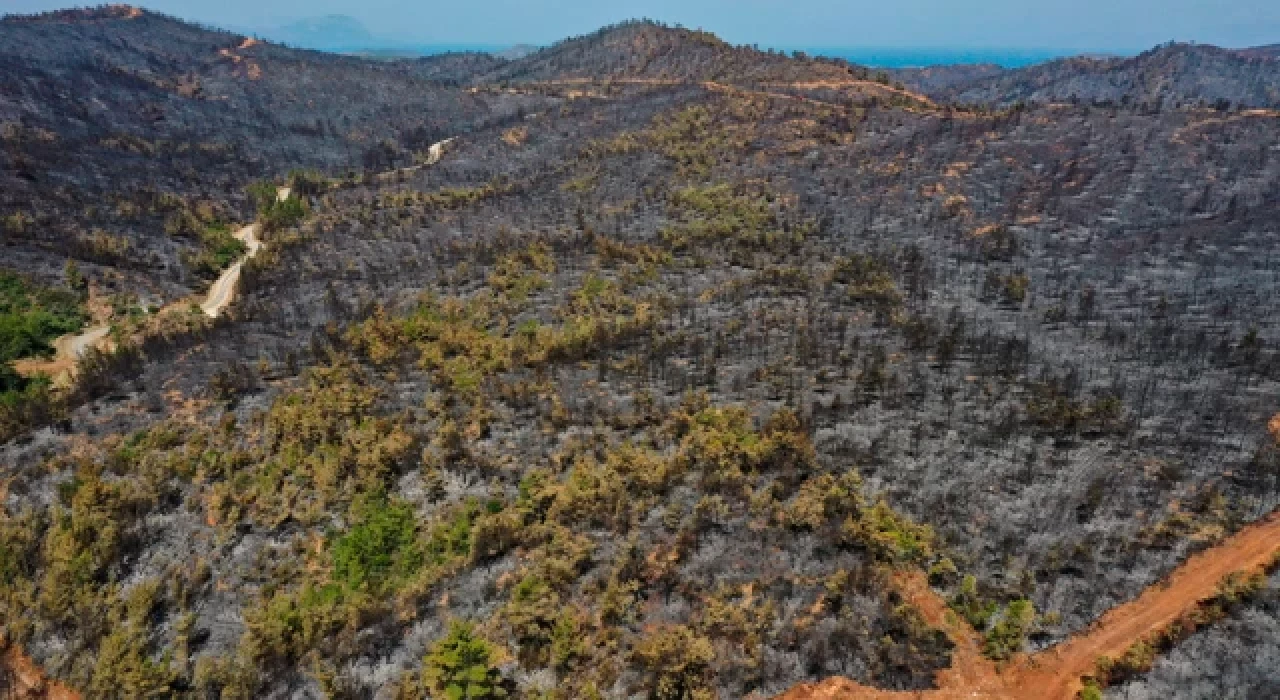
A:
0 638 79 700
484 77 934 112
778 509 1280 700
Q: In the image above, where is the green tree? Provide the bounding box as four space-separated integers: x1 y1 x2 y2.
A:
423 621 507 700
983 598 1036 660
330 492 421 592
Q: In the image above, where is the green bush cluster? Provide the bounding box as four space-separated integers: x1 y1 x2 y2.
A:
180 222 248 280
0 268 84 437
652 103 761 178
832 253 901 311
981 598 1036 660
374 180 513 212
330 491 422 592
347 262 661 395
0 269 86 369
248 181 309 231
423 621 508 699
660 184 805 253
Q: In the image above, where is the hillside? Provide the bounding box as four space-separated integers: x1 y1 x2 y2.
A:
888 63 1005 96
902 42 1280 108
4 9 1280 700
0 6 543 405
414 50 509 84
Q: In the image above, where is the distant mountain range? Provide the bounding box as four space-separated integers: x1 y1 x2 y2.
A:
255 14 374 51
232 13 1280 108
238 14 526 57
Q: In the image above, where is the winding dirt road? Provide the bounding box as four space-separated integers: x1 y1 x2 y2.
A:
198 185 289 318
198 220 263 318
13 189 283 382
778 509 1280 700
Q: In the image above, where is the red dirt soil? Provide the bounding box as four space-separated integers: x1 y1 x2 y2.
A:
0 638 79 700
778 509 1280 700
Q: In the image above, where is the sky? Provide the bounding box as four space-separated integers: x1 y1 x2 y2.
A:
4 0 1280 51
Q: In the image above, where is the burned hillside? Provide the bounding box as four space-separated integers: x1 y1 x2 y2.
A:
3 9 1280 700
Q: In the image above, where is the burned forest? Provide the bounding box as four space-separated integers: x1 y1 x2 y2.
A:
3 7 1280 700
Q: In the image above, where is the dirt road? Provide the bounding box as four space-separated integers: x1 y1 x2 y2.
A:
477 77 934 112
199 221 262 318
10 324 110 383
779 509 1280 700
200 184 290 318
374 137 455 182
15 190 280 380
1010 508 1280 698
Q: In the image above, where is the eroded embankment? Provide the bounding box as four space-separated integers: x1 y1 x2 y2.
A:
779 509 1280 700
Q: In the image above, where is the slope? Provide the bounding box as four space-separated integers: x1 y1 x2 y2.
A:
0 5 544 386
4 14 1280 700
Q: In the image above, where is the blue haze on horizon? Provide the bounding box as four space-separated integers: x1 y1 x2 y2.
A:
4 0 1278 66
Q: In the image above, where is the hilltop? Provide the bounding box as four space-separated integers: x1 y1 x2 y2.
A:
473 19 873 86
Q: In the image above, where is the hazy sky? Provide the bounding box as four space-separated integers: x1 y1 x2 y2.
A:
5 0 1280 50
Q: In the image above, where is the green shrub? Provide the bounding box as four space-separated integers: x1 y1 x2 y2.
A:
0 268 83 435
0 269 86 364
950 575 998 631
181 223 248 280
331 492 422 592
248 180 309 231
423 621 508 699
982 598 1035 660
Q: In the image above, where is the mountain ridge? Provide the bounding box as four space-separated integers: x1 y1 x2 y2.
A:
897 40 1280 107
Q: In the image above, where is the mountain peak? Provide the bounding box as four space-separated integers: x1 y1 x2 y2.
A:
475 18 869 87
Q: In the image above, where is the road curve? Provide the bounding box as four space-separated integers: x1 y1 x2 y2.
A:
21 141 458 376
200 184 284 318
777 508 1280 700
199 221 262 318
53 324 110 362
